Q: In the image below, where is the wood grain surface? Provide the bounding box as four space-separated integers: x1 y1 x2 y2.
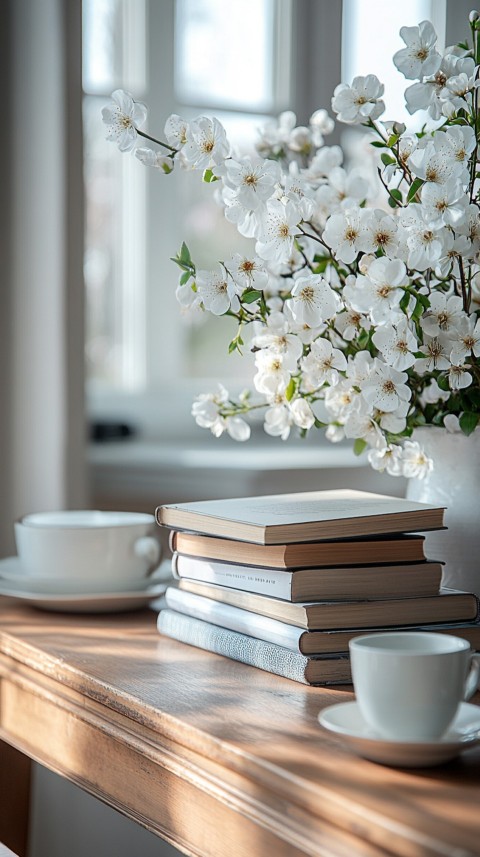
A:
0 597 479 857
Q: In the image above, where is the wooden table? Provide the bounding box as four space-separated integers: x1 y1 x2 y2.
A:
0 599 479 857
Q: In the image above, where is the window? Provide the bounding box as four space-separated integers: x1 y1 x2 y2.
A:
84 0 449 437
83 0 292 404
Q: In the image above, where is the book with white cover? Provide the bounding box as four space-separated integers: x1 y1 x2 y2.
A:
172 552 443 601
156 489 445 545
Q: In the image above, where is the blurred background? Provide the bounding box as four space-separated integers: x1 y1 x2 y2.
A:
0 1 472 854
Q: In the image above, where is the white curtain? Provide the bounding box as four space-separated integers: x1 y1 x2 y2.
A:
0 0 88 558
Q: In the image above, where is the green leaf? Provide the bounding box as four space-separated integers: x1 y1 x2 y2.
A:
285 378 296 401
353 438 368 456
412 297 426 321
370 140 387 148
179 271 191 286
381 152 396 166
436 374 450 392
203 169 219 183
407 178 424 203
467 387 480 407
387 187 403 208
387 133 400 148
399 291 411 313
180 242 192 266
242 289 262 304
460 411 480 436
314 418 327 429
389 188 403 203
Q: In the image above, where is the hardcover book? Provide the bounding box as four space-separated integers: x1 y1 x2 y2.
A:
170 530 429 569
156 489 445 545
172 553 443 601
165 586 480 655
157 608 352 686
178 579 479 630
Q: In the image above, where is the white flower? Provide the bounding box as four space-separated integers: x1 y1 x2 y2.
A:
420 180 468 228
192 386 229 437
415 334 452 373
372 319 417 371
368 444 403 476
285 275 340 327
332 75 385 124
302 146 343 182
335 307 370 341
323 208 368 264
317 167 369 212
404 55 475 117
225 157 280 210
376 399 410 435
255 199 301 262
254 329 303 372
420 378 450 405
264 403 293 440
448 364 473 390
324 379 361 421
408 138 466 186
301 338 347 388
135 147 174 174
254 351 291 396
361 361 411 413
102 89 147 152
290 397 315 430
196 267 240 315
393 21 441 81
225 253 269 291
444 414 460 432
442 71 475 113
456 204 480 252
360 210 399 257
182 117 230 170
420 293 465 337
435 233 472 278
309 108 335 145
449 316 480 364
344 258 406 326
225 416 251 442
283 169 317 220
398 206 446 271
401 441 434 479
439 125 476 166
164 114 188 148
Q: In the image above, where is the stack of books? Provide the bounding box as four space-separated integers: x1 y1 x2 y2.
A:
155 489 480 686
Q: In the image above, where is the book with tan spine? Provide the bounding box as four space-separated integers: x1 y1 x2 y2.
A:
156 489 445 545
164 586 480 655
169 530 429 569
177 579 479 630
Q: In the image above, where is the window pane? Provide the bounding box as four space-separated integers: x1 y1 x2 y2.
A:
342 0 444 124
83 0 146 95
175 0 275 110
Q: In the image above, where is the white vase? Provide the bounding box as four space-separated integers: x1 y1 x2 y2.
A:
406 427 480 598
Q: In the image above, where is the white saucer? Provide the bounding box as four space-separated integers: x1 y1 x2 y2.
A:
0 555 172 593
0 556 169 613
318 701 480 767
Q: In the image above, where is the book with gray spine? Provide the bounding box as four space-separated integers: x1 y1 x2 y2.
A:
157 608 351 685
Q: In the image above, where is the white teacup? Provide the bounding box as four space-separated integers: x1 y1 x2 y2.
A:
349 631 480 742
14 510 162 592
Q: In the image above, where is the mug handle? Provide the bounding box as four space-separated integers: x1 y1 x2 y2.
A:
134 536 161 574
464 653 480 700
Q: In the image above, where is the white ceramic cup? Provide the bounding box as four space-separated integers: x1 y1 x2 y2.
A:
349 631 480 741
14 510 162 591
